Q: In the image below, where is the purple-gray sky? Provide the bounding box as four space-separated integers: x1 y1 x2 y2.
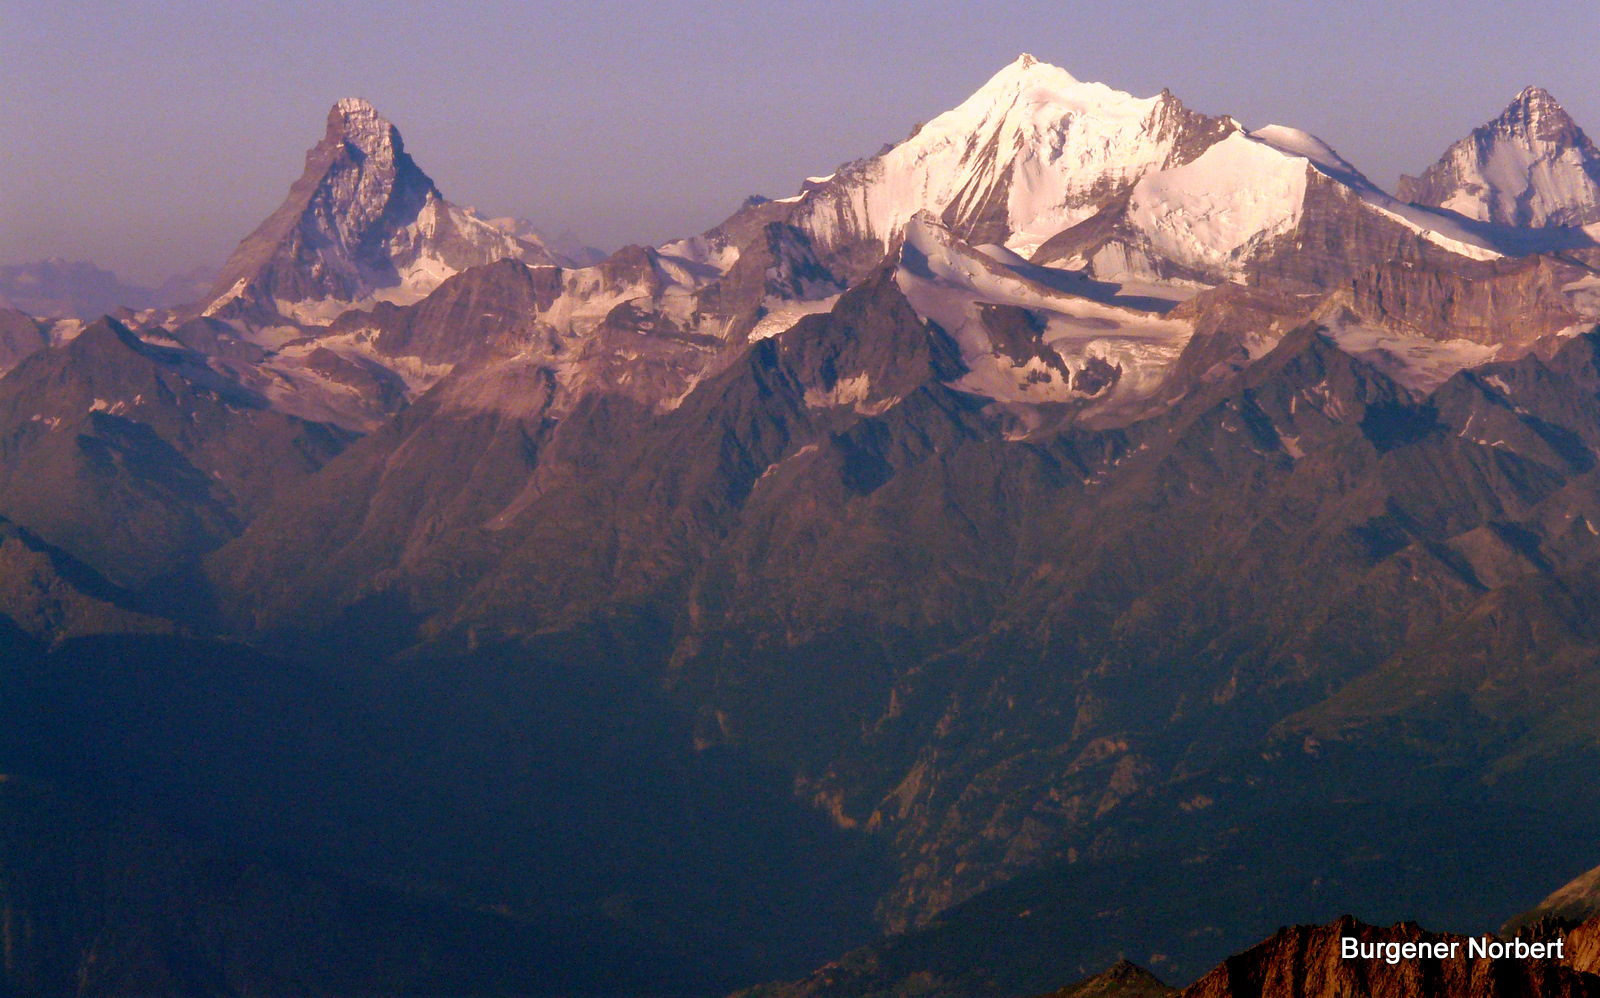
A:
5 0 1599 285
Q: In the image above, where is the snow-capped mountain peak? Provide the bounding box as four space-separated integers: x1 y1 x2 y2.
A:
1399 86 1600 227
687 56 1531 312
960 51 1105 109
765 57 1239 276
201 98 557 322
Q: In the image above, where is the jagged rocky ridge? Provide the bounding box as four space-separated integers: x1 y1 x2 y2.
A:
5 58 1600 998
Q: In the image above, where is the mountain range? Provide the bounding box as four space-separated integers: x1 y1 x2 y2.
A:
4 56 1600 996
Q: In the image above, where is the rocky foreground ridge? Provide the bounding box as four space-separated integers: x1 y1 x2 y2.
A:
742 848 1600 998
757 913 1600 998
1184 917 1600 998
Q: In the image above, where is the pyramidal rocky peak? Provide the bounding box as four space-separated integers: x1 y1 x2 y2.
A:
1400 84 1600 227
202 97 558 323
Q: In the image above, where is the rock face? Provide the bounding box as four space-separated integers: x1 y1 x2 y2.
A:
1333 252 1589 348
1572 922 1600 976
325 257 567 365
202 98 555 318
1400 87 1600 227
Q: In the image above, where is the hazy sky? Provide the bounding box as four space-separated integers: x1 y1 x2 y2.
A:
4 0 1599 285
